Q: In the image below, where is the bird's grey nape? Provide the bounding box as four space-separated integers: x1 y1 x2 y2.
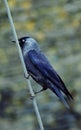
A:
23 37 41 54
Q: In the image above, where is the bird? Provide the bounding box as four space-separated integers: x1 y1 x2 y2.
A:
13 36 73 109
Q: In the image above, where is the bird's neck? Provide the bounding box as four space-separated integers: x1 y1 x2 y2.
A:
22 43 40 56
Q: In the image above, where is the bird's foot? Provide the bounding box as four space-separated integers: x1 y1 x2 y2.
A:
30 88 47 99
24 73 30 79
34 88 47 95
30 90 41 100
30 94 36 100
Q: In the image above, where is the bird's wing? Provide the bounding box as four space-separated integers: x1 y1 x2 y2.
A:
28 50 73 100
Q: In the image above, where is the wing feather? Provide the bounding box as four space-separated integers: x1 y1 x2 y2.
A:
28 50 73 99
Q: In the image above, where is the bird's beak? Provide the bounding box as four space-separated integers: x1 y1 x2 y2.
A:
12 40 16 43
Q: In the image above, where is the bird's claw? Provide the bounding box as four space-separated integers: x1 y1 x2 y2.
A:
30 94 35 100
24 73 30 79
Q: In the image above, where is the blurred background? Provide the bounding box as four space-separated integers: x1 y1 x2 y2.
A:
0 0 81 130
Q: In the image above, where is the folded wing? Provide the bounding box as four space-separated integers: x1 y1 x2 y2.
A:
28 50 73 100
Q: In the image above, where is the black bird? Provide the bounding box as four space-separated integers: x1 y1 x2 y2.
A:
13 37 73 109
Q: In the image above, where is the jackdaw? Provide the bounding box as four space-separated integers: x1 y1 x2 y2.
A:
13 36 73 109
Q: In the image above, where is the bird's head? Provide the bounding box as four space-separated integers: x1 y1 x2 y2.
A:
12 36 40 52
18 36 30 49
12 36 30 49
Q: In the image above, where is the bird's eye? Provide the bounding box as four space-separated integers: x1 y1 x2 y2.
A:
22 39 25 42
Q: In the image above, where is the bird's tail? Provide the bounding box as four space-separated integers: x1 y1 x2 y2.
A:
57 76 73 101
48 84 70 109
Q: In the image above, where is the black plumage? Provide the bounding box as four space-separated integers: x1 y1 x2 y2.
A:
16 37 73 108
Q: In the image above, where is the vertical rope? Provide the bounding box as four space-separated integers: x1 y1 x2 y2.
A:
3 0 44 130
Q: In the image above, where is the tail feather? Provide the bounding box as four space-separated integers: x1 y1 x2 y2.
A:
59 84 73 101
65 90 73 100
48 84 70 109
54 74 73 100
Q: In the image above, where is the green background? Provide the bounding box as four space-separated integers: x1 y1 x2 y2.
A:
0 0 81 130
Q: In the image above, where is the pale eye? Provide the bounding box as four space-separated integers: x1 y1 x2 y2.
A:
22 39 25 42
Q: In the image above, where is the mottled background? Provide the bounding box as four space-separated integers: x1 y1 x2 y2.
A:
0 0 81 130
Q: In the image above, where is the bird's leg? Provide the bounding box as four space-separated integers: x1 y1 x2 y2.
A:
34 87 47 95
30 94 36 100
30 88 47 100
24 72 36 79
24 73 30 79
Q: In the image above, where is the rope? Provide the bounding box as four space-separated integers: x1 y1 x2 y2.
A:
3 0 44 130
